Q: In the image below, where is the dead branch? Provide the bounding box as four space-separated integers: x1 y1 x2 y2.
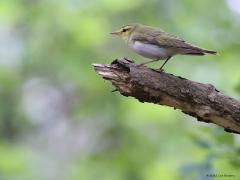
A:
92 58 240 134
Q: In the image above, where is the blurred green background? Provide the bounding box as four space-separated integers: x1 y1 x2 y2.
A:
0 0 240 179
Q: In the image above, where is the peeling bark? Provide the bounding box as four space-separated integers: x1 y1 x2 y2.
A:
92 58 240 134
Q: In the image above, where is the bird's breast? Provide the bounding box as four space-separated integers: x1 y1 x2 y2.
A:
129 41 174 60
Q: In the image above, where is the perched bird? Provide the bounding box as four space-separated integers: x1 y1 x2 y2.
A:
111 23 216 71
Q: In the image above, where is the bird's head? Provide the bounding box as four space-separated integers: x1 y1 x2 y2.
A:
110 24 137 42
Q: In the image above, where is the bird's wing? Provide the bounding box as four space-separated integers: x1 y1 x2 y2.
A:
155 32 197 49
132 29 200 50
131 28 216 55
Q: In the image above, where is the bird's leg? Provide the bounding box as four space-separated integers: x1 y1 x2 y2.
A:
137 59 159 67
158 56 172 71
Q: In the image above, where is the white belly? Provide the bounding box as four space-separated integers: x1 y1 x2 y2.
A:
129 41 174 60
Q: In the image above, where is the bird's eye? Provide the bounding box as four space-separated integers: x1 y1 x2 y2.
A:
122 28 127 32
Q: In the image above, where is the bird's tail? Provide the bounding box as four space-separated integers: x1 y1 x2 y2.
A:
181 48 217 56
202 49 217 55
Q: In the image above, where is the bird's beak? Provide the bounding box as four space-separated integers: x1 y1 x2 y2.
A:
110 30 120 35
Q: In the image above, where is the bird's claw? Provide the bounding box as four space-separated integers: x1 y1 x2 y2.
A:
136 63 146 67
152 68 165 73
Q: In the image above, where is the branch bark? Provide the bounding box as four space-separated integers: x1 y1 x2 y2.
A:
92 58 240 134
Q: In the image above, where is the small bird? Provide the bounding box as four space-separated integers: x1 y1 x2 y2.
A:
111 23 217 71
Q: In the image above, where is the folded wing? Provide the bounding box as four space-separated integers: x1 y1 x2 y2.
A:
132 29 216 55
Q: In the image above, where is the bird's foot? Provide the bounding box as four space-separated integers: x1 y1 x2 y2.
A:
123 57 134 63
136 63 146 67
152 68 165 73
